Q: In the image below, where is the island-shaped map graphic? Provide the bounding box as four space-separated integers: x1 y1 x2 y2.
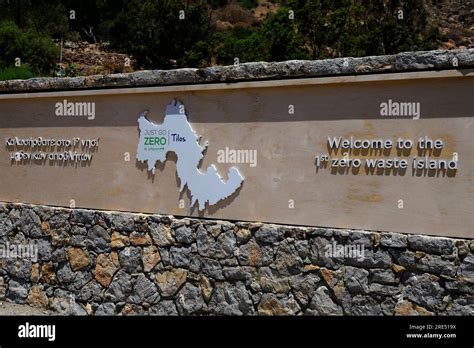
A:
136 100 244 211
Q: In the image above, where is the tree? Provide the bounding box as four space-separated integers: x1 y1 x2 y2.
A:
0 0 69 39
261 8 310 61
182 40 212 68
216 28 268 65
0 21 58 75
281 0 441 58
107 0 211 69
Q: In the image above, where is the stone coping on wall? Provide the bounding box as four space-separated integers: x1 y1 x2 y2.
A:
0 49 473 94
0 202 472 241
0 202 472 316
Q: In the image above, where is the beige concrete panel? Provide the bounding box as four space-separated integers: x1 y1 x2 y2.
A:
0 73 472 237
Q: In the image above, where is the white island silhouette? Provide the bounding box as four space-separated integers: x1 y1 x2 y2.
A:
136 100 244 211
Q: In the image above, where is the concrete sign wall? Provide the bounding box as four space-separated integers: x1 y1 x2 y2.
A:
0 68 472 238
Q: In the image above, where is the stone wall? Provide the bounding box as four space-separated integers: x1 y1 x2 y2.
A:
0 202 472 316
0 49 472 93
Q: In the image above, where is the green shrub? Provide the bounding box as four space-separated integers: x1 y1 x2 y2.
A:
237 0 259 9
0 66 36 81
0 0 69 39
282 0 441 59
108 1 211 69
216 30 268 65
261 8 311 61
0 20 58 75
64 63 79 77
210 0 229 9
183 41 212 68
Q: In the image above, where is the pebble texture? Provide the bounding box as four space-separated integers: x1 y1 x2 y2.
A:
0 49 472 93
0 202 472 316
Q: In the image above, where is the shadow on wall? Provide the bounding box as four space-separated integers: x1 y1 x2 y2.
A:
0 76 472 129
136 151 243 215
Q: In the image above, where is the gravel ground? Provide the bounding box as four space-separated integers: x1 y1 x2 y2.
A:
0 301 55 316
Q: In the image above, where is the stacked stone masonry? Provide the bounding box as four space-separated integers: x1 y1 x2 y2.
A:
0 203 472 316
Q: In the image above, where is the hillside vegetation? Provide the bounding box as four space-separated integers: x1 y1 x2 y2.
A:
0 0 472 79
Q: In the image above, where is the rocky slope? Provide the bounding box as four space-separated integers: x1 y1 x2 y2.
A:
60 0 473 76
